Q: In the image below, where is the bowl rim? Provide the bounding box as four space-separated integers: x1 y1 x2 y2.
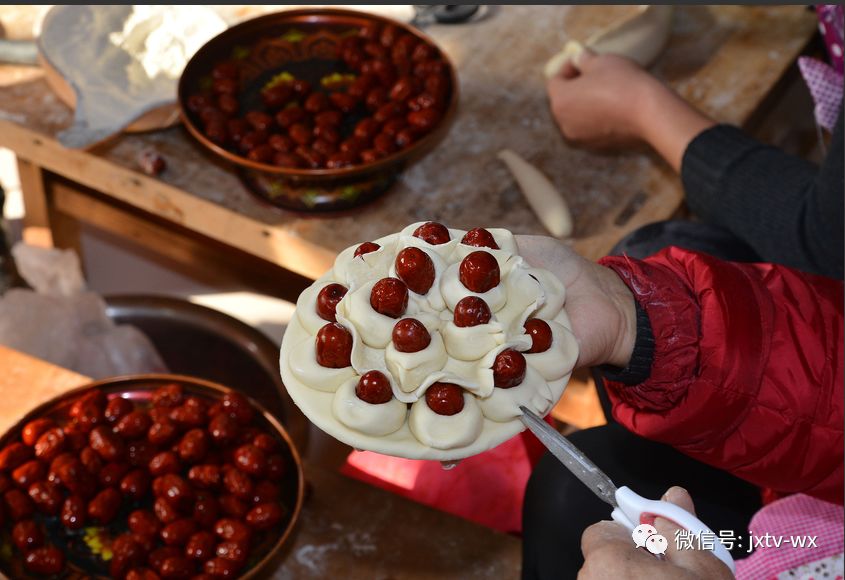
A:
0 373 305 580
177 6 459 178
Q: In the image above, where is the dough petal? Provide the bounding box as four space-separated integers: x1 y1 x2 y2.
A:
289 338 356 393
333 235 398 290
478 367 552 422
440 262 508 313
340 279 403 349
497 267 545 335
389 245 449 312
409 392 483 450
332 377 407 436
295 280 340 336
528 267 567 320
399 222 461 261
441 320 506 362
385 332 449 399
524 320 579 382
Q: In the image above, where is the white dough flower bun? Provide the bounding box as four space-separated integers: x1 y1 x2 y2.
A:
524 320 579 382
332 376 407 436
278 222 581 459
289 337 356 393
409 390 483 450
477 366 553 422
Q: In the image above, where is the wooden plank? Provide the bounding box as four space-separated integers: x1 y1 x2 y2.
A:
0 345 88 434
48 178 312 301
51 180 214 274
666 6 817 126
15 157 53 248
47 199 83 263
1 126 337 280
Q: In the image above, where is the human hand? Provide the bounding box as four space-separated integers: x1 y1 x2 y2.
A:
546 50 715 171
579 487 734 580
515 235 635 369
546 50 663 148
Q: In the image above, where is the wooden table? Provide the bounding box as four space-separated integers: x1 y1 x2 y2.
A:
0 6 817 286
0 345 522 579
0 6 819 429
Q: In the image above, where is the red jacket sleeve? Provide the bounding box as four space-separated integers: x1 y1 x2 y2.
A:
598 247 844 505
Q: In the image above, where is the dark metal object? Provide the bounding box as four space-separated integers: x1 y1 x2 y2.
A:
0 374 304 579
0 39 38 65
520 407 618 507
413 5 480 25
104 294 308 451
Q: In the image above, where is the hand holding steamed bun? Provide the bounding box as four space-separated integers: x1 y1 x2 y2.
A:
279 223 583 459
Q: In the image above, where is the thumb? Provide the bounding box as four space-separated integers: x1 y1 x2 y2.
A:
661 486 696 514
655 487 734 577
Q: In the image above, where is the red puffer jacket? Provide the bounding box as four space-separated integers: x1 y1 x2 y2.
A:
599 247 844 505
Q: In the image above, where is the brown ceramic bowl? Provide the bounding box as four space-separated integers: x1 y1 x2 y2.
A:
178 8 459 212
0 374 304 579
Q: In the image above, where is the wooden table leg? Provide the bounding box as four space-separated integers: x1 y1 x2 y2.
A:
15 157 53 248
47 205 83 267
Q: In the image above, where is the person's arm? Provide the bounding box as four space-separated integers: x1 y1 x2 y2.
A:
681 110 844 279
548 53 844 278
516 236 843 502
599 247 844 504
546 50 715 170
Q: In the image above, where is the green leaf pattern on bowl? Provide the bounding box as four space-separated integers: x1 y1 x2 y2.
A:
339 185 361 201
280 29 306 43
231 45 250 60
302 190 320 208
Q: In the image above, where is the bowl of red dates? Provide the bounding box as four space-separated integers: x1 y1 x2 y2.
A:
178 8 458 212
0 374 304 579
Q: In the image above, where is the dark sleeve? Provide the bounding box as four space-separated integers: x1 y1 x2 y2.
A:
596 301 654 385
681 107 844 279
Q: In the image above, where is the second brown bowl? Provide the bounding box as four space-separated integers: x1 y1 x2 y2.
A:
178 8 459 212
